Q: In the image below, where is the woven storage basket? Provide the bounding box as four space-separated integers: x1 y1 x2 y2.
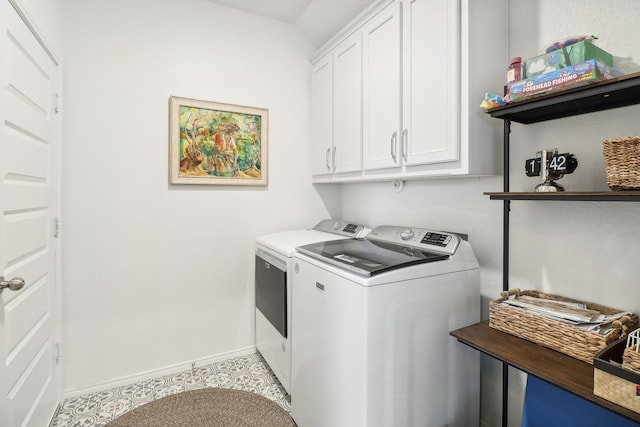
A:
623 347 640 374
594 338 640 414
603 136 640 190
489 289 638 364
593 368 640 413
623 329 640 374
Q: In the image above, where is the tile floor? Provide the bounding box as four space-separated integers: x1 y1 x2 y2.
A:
49 352 290 427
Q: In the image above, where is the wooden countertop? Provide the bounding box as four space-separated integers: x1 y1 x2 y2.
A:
450 321 640 423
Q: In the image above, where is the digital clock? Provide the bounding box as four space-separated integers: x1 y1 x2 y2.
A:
525 152 578 177
525 149 578 192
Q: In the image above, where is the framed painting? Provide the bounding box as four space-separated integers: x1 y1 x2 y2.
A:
169 96 268 185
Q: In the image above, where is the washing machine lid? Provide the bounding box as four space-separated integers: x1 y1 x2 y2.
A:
296 238 449 276
295 225 461 277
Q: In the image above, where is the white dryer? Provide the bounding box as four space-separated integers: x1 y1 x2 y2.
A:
255 219 369 394
291 225 480 427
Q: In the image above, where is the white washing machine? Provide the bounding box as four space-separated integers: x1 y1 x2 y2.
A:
255 219 369 394
291 225 480 427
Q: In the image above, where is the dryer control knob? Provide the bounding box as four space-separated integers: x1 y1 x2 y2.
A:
400 228 414 240
332 221 341 230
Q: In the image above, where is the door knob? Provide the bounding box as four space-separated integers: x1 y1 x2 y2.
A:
0 276 25 294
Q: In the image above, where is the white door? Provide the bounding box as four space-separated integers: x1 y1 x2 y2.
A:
0 1 62 426
362 1 402 171
402 0 459 166
310 55 334 176
333 33 362 174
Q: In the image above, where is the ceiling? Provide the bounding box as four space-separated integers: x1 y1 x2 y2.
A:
205 0 375 47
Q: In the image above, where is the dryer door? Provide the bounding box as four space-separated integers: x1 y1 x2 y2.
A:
255 253 287 337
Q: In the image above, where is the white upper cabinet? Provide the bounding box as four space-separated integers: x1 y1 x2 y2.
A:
310 56 333 176
403 0 459 166
310 35 363 178
362 2 402 171
311 0 507 182
333 34 363 174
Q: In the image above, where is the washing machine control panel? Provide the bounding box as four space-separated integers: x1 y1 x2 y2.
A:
421 232 453 247
313 219 370 237
400 228 414 240
367 225 460 255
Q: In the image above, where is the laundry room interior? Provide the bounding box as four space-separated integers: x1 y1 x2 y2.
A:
3 0 640 426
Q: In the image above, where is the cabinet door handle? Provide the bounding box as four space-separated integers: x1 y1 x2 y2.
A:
402 128 408 161
325 147 331 171
332 146 337 171
391 131 398 162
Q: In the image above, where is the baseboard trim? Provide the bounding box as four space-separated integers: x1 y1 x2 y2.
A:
63 346 257 399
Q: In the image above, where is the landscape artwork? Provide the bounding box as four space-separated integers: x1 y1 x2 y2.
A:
169 97 268 185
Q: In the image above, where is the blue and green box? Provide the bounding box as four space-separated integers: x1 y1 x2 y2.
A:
509 59 622 102
523 40 613 79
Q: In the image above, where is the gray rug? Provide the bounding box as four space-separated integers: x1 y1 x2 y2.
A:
104 388 296 427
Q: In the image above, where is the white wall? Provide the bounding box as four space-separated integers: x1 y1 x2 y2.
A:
60 0 340 391
341 1 640 426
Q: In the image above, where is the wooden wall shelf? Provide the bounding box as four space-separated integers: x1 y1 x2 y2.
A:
450 322 640 423
486 71 640 124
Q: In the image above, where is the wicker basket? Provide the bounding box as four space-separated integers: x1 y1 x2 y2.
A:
489 289 638 364
594 338 640 414
593 368 640 414
623 347 640 374
623 329 640 374
603 136 640 190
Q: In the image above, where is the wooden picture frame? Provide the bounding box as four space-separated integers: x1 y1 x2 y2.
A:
169 96 268 185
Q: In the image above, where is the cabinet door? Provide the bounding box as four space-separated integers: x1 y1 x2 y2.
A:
333 34 363 174
362 2 402 171
402 0 459 165
311 55 334 176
